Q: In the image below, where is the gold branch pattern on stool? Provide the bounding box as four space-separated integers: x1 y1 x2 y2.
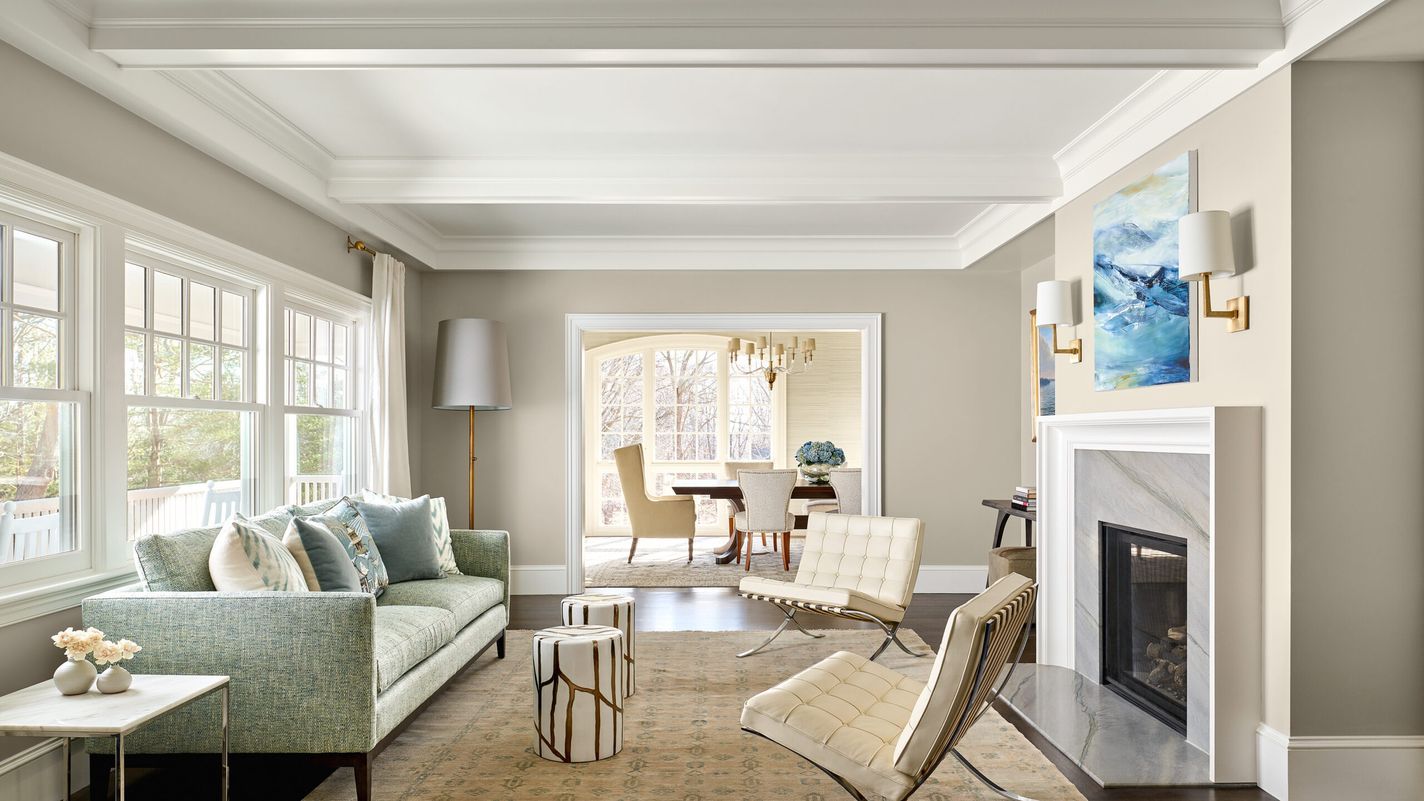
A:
533 625 624 763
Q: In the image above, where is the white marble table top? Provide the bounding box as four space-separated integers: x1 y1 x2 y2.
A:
0 674 228 737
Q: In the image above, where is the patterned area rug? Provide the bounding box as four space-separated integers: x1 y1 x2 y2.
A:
584 535 804 588
303 629 1086 801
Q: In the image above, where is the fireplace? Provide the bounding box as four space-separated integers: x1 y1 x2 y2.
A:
1100 522 1189 734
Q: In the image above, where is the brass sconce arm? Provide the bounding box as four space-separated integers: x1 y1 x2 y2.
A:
1198 273 1250 333
1049 324 1083 364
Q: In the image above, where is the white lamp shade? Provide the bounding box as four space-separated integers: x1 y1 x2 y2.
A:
1035 280 1075 326
432 318 513 411
1178 210 1237 280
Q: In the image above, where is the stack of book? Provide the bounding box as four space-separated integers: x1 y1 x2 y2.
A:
1012 486 1036 512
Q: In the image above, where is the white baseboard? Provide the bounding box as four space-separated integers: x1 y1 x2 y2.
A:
510 565 570 596
1256 724 1424 801
914 565 989 594
0 737 86 801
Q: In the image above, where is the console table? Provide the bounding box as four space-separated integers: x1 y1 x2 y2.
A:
0 674 229 801
982 499 1035 548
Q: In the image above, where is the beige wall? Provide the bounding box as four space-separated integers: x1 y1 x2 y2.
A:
1049 70 1294 731
0 42 371 295
410 270 1021 569
784 332 862 469
1289 61 1424 737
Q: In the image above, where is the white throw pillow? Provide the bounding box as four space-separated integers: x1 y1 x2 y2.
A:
209 517 310 592
361 490 460 575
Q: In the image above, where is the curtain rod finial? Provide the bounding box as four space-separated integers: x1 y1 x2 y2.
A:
346 236 374 255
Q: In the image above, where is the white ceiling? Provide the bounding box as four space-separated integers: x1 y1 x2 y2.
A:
228 68 1155 158
0 0 1402 269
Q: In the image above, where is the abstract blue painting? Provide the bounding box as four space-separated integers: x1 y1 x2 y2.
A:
1092 152 1194 391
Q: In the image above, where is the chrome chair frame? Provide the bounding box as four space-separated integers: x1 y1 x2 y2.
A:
735 593 927 660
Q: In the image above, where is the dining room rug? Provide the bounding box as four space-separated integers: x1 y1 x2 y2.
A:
303 628 1087 801
584 535 804 588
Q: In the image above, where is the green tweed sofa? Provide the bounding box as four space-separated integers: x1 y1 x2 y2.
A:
82 525 509 801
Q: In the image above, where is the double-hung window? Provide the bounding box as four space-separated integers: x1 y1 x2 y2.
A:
123 255 258 538
283 303 360 505
0 210 82 576
586 335 784 535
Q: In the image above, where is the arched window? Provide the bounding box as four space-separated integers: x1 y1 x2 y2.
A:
584 334 785 535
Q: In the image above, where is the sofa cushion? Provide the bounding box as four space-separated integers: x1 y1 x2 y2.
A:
284 517 364 592
362 491 460 576
133 526 221 592
299 501 390 597
377 575 505 630
374 605 457 693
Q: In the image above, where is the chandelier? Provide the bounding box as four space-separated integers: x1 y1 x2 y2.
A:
728 334 815 387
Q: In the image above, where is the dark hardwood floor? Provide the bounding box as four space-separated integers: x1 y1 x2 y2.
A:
83 588 1275 801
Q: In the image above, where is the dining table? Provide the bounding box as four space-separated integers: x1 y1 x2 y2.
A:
669 478 837 565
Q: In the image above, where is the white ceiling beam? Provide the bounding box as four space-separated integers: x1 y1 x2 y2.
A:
433 235 964 270
327 156 1062 205
85 0 1284 69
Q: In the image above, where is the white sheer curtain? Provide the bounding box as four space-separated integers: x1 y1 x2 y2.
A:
365 252 412 496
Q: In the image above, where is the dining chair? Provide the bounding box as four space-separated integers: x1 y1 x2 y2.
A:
740 574 1038 801
613 443 697 564
735 469 797 572
722 460 773 553
803 468 862 517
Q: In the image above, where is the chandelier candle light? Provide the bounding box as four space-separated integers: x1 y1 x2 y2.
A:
728 334 815 388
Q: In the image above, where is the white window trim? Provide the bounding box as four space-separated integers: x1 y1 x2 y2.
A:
280 294 368 505
582 333 786 537
565 313 883 595
0 150 371 628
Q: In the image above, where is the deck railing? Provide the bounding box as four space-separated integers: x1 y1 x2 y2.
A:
0 474 349 564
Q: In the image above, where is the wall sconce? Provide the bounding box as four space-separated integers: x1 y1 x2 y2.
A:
1179 210 1249 333
1035 280 1082 364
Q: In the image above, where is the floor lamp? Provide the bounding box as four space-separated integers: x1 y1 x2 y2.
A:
432 318 512 529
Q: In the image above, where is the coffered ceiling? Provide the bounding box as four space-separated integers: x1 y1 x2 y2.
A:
0 0 1397 269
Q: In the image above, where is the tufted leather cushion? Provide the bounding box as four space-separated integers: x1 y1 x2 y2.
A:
793 513 924 611
739 576 907 622
741 650 924 801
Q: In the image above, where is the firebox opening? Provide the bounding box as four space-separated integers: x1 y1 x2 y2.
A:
1100 521 1188 735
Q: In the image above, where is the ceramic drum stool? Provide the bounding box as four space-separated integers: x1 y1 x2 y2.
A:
532 625 624 763
561 593 637 696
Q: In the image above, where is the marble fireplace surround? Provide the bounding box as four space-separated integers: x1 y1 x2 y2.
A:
1035 407 1263 784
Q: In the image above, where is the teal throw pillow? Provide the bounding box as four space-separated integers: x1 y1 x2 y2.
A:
284 517 364 593
354 496 444 583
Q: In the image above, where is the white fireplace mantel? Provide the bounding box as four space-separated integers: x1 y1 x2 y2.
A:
1035 406 1262 783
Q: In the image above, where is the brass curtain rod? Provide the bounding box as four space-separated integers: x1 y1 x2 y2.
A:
346 236 379 256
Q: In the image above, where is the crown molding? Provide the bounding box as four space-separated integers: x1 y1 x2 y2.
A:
956 0 1393 269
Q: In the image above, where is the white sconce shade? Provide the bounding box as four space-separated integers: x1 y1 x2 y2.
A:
1035 280 1075 326
1178 210 1237 280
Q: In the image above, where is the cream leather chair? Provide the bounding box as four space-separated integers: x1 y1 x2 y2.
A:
735 469 797 572
737 512 924 659
741 574 1037 801
804 468 862 517
613 443 696 564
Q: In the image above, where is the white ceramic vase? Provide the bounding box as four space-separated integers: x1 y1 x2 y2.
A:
53 658 97 695
96 665 133 694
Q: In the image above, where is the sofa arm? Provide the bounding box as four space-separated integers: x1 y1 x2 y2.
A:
82 590 377 754
451 529 510 609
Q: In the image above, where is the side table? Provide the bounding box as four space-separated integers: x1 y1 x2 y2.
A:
981 499 1036 548
0 674 230 801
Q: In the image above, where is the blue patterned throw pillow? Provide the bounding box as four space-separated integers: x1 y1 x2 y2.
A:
302 499 389 597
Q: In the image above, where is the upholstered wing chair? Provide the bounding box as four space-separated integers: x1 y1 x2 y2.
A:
613 443 697 563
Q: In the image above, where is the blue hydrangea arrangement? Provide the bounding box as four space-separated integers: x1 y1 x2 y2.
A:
795 441 846 467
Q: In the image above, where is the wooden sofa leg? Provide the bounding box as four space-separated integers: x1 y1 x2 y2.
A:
89 754 112 801
497 631 506 659
355 753 372 801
